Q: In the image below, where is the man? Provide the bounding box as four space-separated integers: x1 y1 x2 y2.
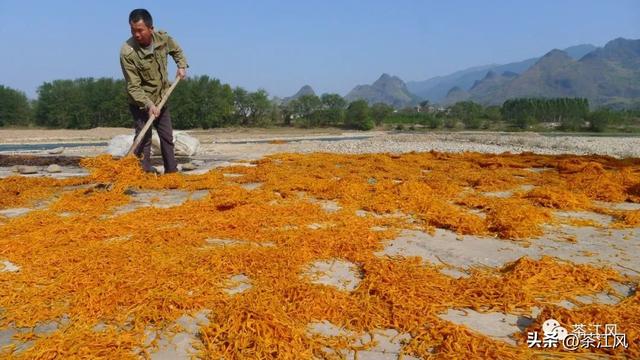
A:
120 9 188 173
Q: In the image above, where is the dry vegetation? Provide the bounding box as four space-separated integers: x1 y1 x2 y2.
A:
0 152 639 358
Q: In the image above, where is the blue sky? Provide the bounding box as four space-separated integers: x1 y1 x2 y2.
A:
1 1 638 99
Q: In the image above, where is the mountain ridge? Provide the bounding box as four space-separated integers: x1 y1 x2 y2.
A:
407 44 597 102
345 73 420 108
442 38 640 108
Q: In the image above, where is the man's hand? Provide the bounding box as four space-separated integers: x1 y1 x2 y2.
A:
148 105 160 118
177 67 187 79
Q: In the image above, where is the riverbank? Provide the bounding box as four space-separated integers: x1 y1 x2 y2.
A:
3 128 640 159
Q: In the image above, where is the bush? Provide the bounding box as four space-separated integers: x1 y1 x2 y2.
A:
345 100 373 130
0 85 32 126
514 115 536 129
462 117 483 129
588 110 612 132
444 118 457 129
560 117 584 131
306 108 343 127
370 103 393 125
426 116 442 129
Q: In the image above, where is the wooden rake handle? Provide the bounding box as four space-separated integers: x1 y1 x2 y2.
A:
127 76 182 156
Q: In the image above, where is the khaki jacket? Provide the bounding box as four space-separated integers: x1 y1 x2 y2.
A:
120 30 188 109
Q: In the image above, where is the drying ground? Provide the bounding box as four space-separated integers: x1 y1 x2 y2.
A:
0 131 639 359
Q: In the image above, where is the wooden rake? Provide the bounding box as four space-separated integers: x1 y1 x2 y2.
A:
126 76 181 156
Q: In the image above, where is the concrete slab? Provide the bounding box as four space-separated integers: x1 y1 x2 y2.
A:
438 309 522 345
594 201 640 211
239 182 262 191
307 322 417 360
554 210 613 227
378 226 640 278
142 310 211 359
0 166 89 179
0 208 32 218
376 229 530 269
482 190 513 198
0 260 20 273
302 259 362 292
113 189 209 215
203 238 275 248
222 173 244 178
223 274 252 295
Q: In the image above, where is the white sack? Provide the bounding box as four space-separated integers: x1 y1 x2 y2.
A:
151 131 200 156
106 134 134 157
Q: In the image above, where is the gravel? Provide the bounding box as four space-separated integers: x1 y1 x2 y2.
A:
4 132 640 162
277 133 640 158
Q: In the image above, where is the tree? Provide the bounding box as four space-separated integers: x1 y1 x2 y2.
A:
345 100 373 130
233 87 251 125
370 103 393 125
33 78 131 129
450 101 483 129
425 116 442 129
170 76 234 129
321 93 346 111
587 110 611 132
292 94 322 119
501 97 589 129
287 94 322 127
36 79 89 128
311 93 346 126
247 90 271 125
483 105 502 122
0 85 32 126
231 87 272 126
269 102 281 125
280 101 294 126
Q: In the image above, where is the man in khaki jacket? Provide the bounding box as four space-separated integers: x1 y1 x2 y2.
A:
120 8 188 173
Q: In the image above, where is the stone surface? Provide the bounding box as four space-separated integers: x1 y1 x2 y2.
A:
303 259 362 292
47 147 64 155
240 182 262 190
223 274 252 295
0 208 33 218
180 162 197 171
203 238 275 248
0 260 20 273
554 210 613 227
17 166 38 174
46 164 62 173
377 225 640 277
144 310 211 359
113 189 209 215
307 322 417 360
438 309 523 345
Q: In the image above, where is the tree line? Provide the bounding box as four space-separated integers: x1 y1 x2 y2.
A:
0 77 375 130
502 98 589 130
1 78 638 132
